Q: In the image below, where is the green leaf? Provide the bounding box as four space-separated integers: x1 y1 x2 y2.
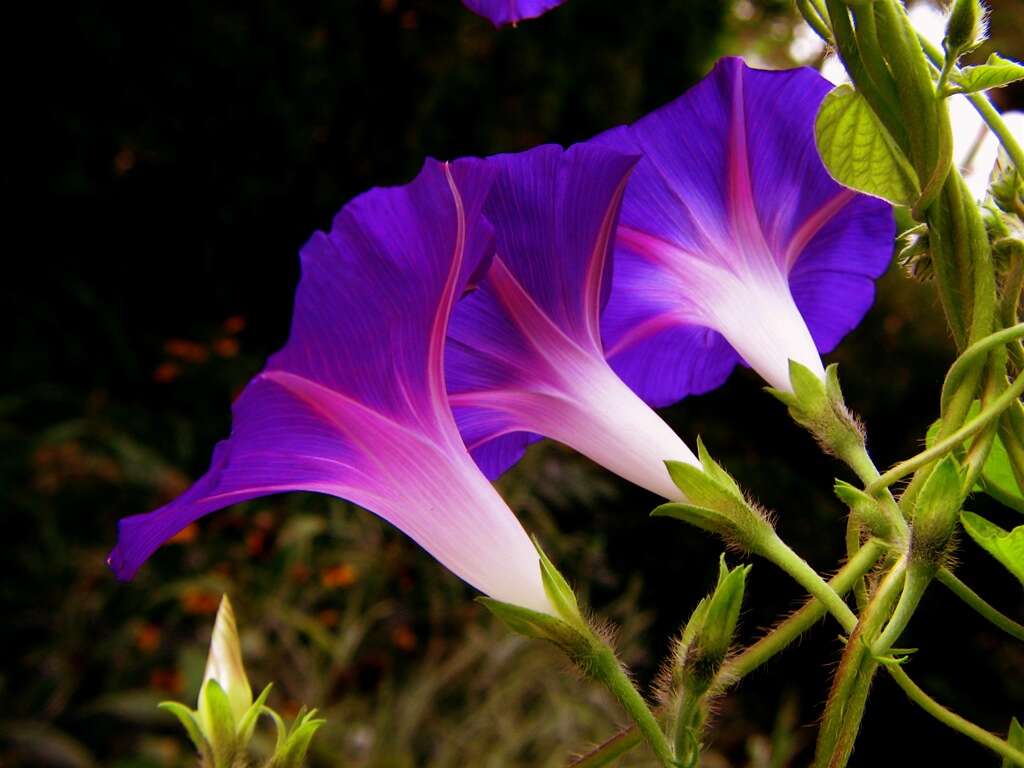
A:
960 512 1024 586
952 54 1024 94
925 403 1024 513
158 701 210 760
815 84 920 206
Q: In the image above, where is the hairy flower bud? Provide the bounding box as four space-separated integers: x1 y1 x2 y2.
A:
945 0 987 56
910 456 964 569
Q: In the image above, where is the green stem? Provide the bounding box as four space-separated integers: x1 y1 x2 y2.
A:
814 561 906 768
589 645 677 767
936 568 1024 642
756 531 857 632
868 367 1024 493
871 563 929 656
569 542 887 768
885 666 1024 767
796 0 832 43
940 323 1024 416
917 31 1024 173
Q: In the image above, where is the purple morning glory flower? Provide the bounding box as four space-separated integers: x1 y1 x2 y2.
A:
462 0 567 27
108 158 554 615
594 57 894 402
446 143 699 500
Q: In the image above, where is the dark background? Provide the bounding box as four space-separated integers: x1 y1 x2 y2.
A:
5 1 1024 766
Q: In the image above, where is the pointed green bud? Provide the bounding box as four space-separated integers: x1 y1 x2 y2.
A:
910 456 964 568
657 442 774 552
898 223 934 282
834 480 894 541
1003 717 1024 768
766 362 864 462
944 0 986 57
203 595 252 725
675 557 750 695
267 708 327 768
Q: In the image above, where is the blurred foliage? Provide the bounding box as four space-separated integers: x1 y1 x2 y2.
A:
5 0 1024 766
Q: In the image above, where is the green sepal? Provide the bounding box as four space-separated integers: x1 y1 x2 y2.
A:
158 701 212 763
477 597 592 663
531 536 585 629
266 707 326 768
767 362 864 461
198 679 238 768
960 511 1024 587
1004 718 1024 768
695 437 744 499
660 445 772 551
834 480 894 541
911 456 964 567
236 682 272 747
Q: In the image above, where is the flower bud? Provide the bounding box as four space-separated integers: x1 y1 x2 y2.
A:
202 595 252 726
944 0 987 56
910 456 963 569
675 557 750 694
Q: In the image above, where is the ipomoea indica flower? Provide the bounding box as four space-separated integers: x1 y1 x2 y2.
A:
461 0 567 27
108 158 554 615
445 143 699 500
594 57 894 396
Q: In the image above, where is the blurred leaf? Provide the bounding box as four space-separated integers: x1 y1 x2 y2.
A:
0 720 97 768
960 512 1024 586
83 690 168 725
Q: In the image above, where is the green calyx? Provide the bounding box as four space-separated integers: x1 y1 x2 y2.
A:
478 538 594 663
768 362 865 464
653 438 773 552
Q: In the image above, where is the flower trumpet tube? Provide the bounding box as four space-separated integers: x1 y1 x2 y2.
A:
595 57 895 397
445 143 699 501
108 158 554 615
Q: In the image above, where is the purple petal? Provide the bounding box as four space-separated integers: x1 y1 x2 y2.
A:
110 159 553 614
446 143 698 497
461 0 567 27
595 57 894 395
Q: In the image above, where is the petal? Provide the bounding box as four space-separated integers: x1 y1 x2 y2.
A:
110 160 552 614
447 143 697 496
269 157 496 449
484 143 640 353
461 0 567 27
596 57 893 395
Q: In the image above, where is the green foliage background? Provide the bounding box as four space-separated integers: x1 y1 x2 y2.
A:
5 1 1024 766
